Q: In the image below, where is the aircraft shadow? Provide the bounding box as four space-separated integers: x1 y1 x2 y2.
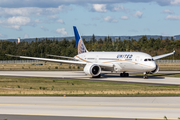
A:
99 74 165 79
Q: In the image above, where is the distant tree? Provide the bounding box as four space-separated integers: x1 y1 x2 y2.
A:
91 34 96 44
171 36 174 41
1 36 180 60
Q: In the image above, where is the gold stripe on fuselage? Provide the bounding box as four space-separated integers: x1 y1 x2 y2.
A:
76 56 90 63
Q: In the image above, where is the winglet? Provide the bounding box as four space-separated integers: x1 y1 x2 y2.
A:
5 54 19 57
73 26 88 54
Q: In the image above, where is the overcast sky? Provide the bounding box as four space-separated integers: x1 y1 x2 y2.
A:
0 0 180 39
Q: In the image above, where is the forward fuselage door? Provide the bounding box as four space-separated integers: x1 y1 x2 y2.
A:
135 56 140 63
135 56 143 70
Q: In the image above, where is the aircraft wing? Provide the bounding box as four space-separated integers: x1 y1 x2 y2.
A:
46 54 78 60
152 51 175 60
5 54 114 68
6 54 86 65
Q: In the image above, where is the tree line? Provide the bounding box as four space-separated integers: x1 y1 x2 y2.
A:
0 35 179 60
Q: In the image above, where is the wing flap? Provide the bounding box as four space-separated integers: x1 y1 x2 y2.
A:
46 54 78 60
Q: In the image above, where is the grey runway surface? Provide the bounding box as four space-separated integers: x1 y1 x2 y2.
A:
0 71 180 85
0 115 156 120
0 97 180 119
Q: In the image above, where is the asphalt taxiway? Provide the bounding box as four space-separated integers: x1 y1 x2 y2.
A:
0 97 180 120
0 71 180 86
0 115 144 120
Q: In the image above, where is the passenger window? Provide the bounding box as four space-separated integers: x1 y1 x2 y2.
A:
144 59 147 61
148 59 151 61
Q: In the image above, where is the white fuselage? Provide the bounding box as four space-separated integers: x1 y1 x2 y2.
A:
75 52 156 73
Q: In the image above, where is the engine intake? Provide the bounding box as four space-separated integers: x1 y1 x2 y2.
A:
149 64 159 74
84 64 101 77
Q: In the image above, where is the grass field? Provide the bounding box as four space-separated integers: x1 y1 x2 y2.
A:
130 73 180 77
0 62 83 71
158 62 180 71
0 62 180 71
0 76 180 96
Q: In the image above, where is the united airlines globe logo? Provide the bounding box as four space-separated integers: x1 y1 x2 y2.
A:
78 39 86 54
117 54 133 59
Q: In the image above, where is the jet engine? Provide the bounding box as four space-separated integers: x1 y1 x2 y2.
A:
149 64 159 74
84 64 101 77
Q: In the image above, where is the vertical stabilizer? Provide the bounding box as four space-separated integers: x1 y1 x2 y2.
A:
73 26 88 54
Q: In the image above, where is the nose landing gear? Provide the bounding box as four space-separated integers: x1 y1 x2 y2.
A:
143 72 148 79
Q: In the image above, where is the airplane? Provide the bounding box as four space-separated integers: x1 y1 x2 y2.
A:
6 26 175 79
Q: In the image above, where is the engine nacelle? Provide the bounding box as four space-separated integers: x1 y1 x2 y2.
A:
84 64 101 77
149 64 159 74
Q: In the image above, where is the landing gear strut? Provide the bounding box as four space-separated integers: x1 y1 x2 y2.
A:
143 72 148 79
120 72 129 77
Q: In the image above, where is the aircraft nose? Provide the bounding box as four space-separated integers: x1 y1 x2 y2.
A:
151 62 156 70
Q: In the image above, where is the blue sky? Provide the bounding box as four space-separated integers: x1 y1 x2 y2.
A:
0 0 180 39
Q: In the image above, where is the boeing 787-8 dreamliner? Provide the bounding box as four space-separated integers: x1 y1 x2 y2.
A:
6 26 175 79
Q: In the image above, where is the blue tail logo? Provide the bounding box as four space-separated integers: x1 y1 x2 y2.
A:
73 26 88 54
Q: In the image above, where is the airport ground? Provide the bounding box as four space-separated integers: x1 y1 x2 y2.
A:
0 62 83 71
0 63 180 120
0 62 180 71
0 71 180 96
0 97 180 120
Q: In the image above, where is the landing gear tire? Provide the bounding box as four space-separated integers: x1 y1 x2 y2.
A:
143 74 148 79
92 74 101 78
120 73 129 77
120 73 123 77
126 73 129 77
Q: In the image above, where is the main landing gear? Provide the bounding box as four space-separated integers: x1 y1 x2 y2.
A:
120 72 129 77
143 72 148 79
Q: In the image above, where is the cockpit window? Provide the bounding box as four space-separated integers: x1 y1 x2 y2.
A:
144 59 154 61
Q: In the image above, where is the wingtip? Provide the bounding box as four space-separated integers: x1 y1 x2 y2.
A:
5 54 12 56
5 54 19 57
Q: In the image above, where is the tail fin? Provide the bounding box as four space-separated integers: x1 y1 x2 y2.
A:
73 26 88 54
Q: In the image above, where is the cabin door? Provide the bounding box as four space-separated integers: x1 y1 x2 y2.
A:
135 56 140 63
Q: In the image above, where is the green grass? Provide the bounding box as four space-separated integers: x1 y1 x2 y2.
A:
153 73 180 77
0 76 180 96
0 62 180 71
130 73 180 77
0 62 83 71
